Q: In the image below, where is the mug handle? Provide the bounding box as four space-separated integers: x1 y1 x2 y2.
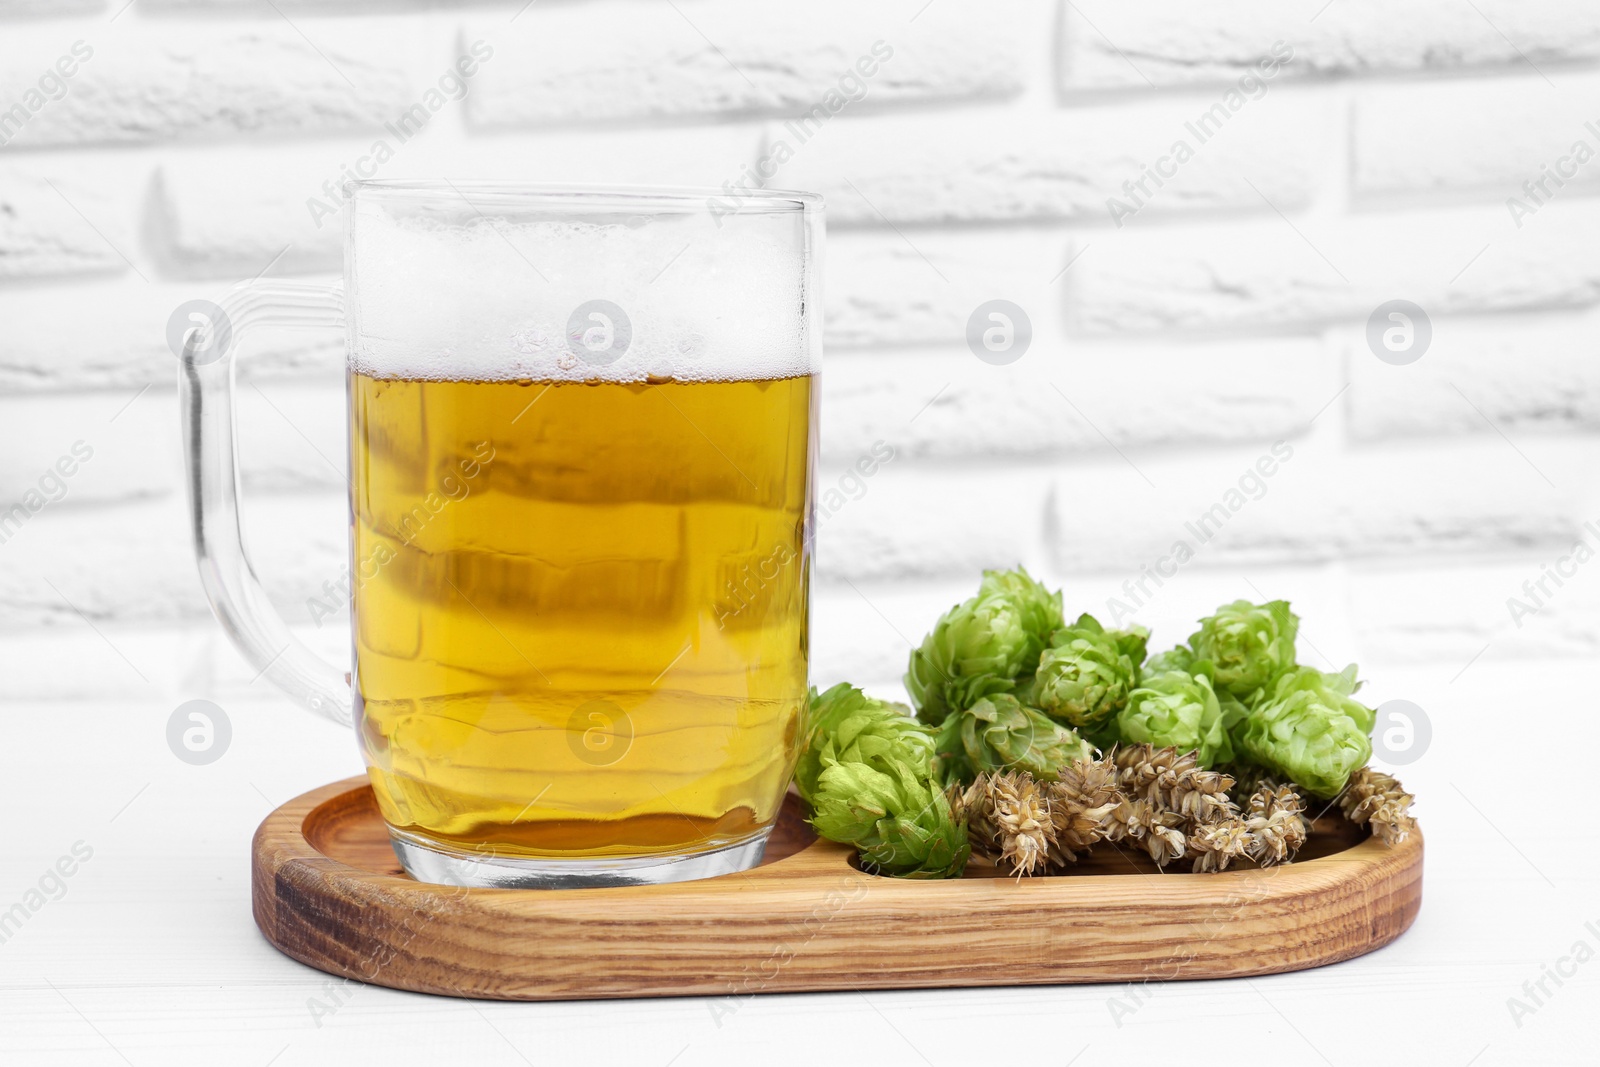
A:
179 279 353 725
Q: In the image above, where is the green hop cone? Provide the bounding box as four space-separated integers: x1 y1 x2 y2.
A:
1029 613 1149 730
1144 645 1196 675
794 683 936 802
808 758 970 878
976 566 1064 646
1238 667 1374 798
1118 667 1237 768
1270 664 1376 733
934 693 1094 784
1187 599 1300 699
905 566 1064 725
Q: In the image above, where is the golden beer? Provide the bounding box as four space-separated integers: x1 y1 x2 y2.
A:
348 372 814 861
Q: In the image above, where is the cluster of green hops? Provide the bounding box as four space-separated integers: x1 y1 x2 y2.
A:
902 578 1380 801
1188 598 1299 699
1133 600 1375 798
933 694 1094 785
904 567 1063 725
793 684 933 800
1030 614 1149 731
1117 666 1239 769
902 569 1117 789
795 683 968 879
1236 666 1373 797
799 569 1385 879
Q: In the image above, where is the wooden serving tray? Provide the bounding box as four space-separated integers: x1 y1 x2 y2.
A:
253 776 1422 1001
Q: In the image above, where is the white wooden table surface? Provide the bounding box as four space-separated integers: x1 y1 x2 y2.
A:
2 652 1595 1067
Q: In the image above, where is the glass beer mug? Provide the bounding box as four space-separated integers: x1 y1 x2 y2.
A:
181 182 821 888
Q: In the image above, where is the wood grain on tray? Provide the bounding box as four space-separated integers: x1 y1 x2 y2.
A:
253 776 1422 1001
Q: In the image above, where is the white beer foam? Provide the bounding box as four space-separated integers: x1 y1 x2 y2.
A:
347 200 817 383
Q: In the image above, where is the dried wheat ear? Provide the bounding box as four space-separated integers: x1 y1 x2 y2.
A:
1337 767 1417 846
951 745 1414 877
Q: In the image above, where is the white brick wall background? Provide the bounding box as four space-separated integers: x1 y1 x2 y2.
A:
3 0 1600 708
